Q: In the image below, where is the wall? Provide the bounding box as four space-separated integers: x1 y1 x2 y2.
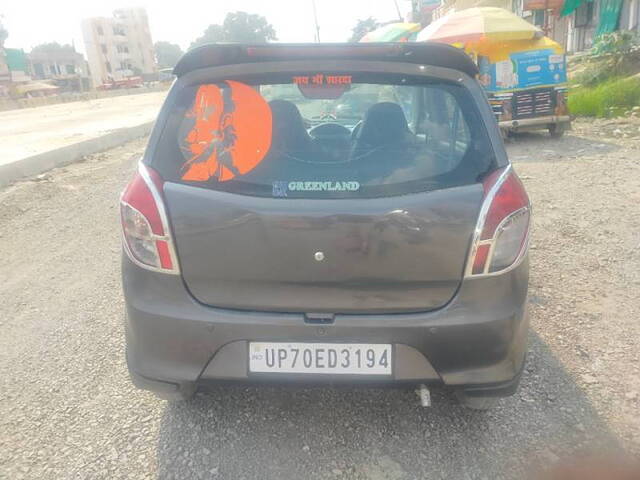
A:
0 83 168 112
566 0 600 52
619 0 640 30
82 18 110 87
29 50 89 82
432 0 513 19
113 8 157 77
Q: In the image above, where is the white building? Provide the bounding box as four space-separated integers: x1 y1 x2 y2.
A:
81 8 157 87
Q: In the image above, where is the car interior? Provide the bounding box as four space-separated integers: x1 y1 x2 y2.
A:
267 98 418 162
250 86 476 187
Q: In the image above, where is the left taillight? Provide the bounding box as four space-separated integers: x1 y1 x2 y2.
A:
120 163 179 274
465 165 530 278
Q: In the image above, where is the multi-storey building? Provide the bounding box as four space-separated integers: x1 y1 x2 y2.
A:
81 8 157 88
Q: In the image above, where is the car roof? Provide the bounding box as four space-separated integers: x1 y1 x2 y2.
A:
173 42 479 78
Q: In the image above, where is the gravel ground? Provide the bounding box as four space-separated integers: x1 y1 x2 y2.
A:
1 119 639 479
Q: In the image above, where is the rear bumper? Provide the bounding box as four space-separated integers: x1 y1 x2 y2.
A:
123 254 529 395
499 115 571 130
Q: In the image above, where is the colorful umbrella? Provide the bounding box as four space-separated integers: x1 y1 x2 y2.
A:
416 7 542 44
468 35 564 63
360 23 421 43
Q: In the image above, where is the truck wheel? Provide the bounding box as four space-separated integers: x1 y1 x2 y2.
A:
455 390 500 410
548 123 566 138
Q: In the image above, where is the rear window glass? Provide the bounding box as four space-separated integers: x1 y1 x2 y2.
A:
152 72 496 198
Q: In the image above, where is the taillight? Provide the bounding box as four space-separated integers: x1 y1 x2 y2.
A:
466 165 530 277
120 163 179 274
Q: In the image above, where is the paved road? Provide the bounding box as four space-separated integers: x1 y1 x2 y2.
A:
1 122 638 479
0 91 165 166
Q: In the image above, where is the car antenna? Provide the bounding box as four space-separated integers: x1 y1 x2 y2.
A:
311 0 321 43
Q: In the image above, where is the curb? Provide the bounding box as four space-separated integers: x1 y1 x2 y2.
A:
0 121 154 188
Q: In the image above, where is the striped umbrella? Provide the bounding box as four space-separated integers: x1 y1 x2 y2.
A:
416 7 542 44
360 23 422 43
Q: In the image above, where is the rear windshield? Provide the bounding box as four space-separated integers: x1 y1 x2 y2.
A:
152 71 496 198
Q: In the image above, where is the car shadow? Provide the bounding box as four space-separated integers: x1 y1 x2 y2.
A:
156 332 621 480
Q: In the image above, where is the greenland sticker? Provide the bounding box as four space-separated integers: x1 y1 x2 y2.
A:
288 181 360 192
272 181 360 197
272 181 288 197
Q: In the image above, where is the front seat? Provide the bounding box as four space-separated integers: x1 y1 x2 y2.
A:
353 102 412 152
240 99 314 183
268 99 312 155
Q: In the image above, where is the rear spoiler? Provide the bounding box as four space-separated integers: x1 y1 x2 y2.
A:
173 42 479 78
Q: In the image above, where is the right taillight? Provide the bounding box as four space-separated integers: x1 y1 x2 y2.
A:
466 166 530 277
120 163 179 275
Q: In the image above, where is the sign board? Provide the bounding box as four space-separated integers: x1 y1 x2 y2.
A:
478 48 567 92
523 0 564 10
293 74 352 99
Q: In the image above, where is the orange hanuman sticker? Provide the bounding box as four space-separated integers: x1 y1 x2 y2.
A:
180 81 272 182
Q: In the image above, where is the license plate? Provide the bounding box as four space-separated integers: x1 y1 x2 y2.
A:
249 342 392 375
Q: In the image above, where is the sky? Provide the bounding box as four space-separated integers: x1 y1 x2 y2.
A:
1 0 412 54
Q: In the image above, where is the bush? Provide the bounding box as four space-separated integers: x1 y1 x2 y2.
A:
569 76 640 117
571 51 640 87
591 31 639 56
571 32 640 87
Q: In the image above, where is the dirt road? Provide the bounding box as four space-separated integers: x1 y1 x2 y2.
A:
0 91 165 166
1 119 638 479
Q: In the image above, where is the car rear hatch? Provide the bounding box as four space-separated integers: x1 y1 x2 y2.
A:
164 182 482 313
150 44 498 313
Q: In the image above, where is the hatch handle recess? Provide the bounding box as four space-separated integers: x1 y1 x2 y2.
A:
304 313 335 324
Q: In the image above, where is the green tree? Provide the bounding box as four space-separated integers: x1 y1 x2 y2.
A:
189 11 277 50
0 17 8 47
348 17 381 42
30 42 75 54
154 41 184 68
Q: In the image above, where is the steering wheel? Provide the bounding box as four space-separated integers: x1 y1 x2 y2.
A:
308 123 351 139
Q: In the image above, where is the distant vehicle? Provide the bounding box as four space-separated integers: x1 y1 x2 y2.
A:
415 8 570 137
474 36 571 137
97 76 144 90
158 67 175 84
120 43 531 409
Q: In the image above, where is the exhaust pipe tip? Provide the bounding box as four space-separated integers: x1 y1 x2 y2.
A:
416 384 431 407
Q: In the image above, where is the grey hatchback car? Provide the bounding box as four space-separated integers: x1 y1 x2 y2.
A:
120 43 530 408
